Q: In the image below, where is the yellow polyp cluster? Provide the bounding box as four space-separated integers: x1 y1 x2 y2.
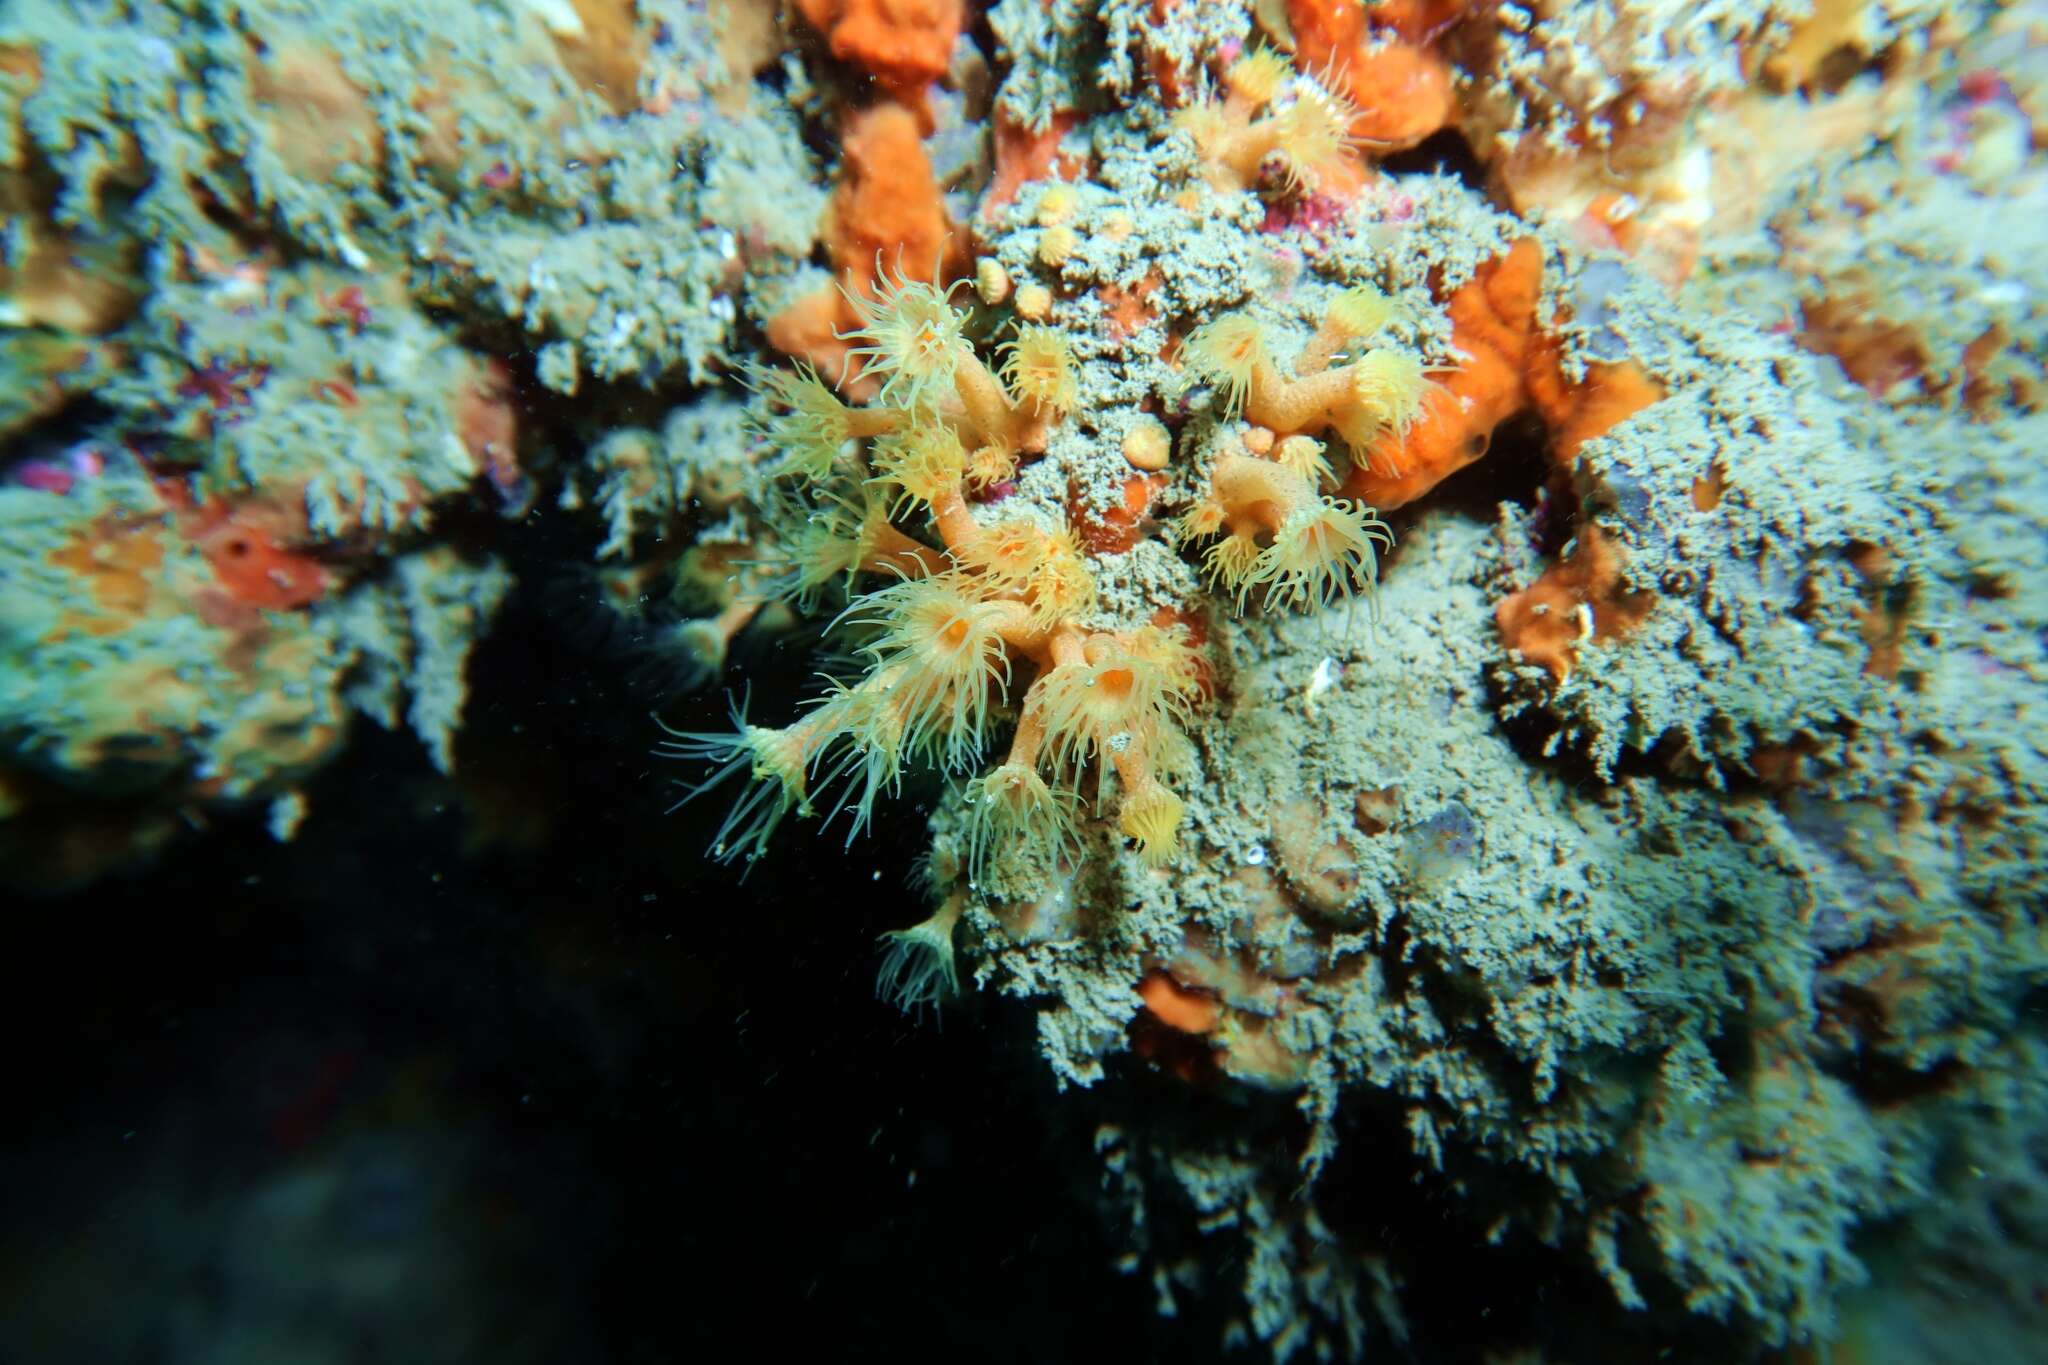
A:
962 518 1053 582
1176 448 1392 613
962 520 1096 629
1181 290 1434 478
1177 50 1361 198
676 247 1204 895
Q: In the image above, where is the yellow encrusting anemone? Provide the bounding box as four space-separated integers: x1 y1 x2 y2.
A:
672 250 1209 967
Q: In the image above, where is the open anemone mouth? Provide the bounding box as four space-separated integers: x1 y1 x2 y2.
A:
843 574 1015 773
838 261 972 411
1269 77 1363 196
1035 641 1199 776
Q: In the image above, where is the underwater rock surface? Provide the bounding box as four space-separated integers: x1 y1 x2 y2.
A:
3 1 2044 1360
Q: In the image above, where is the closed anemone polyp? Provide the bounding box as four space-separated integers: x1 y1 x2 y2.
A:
1118 782 1185 865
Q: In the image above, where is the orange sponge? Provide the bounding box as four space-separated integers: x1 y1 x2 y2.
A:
1342 239 1663 508
1342 238 1543 508
1285 0 1459 152
796 0 962 108
766 103 966 391
1493 526 1653 681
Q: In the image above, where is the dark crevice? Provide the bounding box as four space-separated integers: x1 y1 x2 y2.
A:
1378 127 1488 193
1403 407 1557 522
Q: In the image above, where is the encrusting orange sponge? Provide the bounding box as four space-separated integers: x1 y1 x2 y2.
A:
1339 240 1667 508
1341 239 1544 508
1284 0 1460 153
794 0 963 114
1493 526 1654 681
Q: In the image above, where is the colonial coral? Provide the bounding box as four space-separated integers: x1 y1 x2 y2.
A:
670 261 1203 880
1176 50 1367 198
1181 285 1435 476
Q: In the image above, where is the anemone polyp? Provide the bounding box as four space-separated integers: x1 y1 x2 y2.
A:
1183 313 1270 419
1225 48 1291 106
1000 324 1080 413
1348 349 1431 436
1022 529 1095 628
963 761 1078 882
655 695 816 866
1037 644 1196 774
850 574 1015 771
1247 499 1392 612
1325 283 1400 343
1117 781 1186 865
840 264 972 410
1271 81 1360 194
964 518 1051 582
869 424 968 512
